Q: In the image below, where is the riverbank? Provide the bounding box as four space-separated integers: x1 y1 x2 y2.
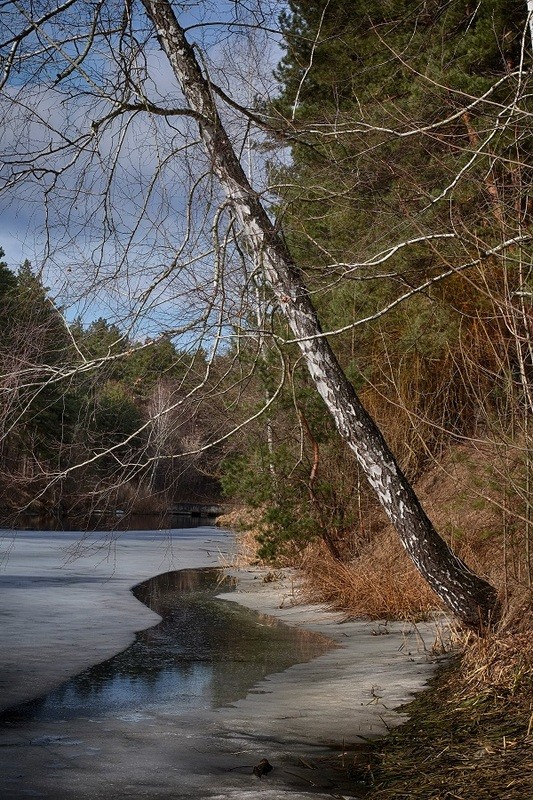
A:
242 572 533 799
218 567 447 748
223 540 533 798
370 653 533 799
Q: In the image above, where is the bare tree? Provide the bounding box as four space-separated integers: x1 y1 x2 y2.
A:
5 1 532 631
134 0 500 632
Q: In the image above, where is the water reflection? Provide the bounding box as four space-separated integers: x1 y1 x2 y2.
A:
1 568 335 723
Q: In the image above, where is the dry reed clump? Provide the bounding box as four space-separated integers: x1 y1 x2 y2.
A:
216 506 270 567
460 631 533 698
299 531 440 620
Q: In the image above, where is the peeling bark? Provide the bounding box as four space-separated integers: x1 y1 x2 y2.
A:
140 0 499 634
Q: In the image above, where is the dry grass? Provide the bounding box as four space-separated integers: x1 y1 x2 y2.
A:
368 658 533 800
365 582 533 798
457 588 533 698
299 532 439 620
217 506 270 567
365 610 533 799
293 438 533 624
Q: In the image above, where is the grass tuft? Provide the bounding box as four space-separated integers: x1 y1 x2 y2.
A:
298 532 439 621
369 642 533 799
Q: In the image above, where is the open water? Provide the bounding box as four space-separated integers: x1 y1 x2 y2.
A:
1 568 334 724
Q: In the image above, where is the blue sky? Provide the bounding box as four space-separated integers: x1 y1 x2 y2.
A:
0 1 285 334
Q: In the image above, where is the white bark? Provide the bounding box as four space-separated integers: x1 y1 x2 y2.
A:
140 0 499 633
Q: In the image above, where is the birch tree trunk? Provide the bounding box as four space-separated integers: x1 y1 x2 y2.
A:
141 0 499 633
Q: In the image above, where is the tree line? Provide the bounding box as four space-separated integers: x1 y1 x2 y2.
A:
0 250 220 520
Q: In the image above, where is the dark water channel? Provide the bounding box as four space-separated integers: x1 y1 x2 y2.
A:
1 568 335 724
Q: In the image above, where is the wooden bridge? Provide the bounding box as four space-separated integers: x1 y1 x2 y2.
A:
170 503 224 517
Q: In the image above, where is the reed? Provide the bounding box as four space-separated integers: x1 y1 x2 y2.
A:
298 532 438 620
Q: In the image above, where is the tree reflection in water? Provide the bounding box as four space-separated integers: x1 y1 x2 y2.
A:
2 568 336 723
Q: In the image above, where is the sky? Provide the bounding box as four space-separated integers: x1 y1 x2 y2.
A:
0 1 286 333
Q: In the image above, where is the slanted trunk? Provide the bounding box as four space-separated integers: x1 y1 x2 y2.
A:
141 0 499 634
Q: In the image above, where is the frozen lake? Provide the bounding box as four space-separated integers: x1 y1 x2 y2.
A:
0 527 443 799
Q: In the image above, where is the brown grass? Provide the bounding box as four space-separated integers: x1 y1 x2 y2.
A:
299 532 439 620
216 506 270 567
368 585 533 797
295 438 533 623
369 655 533 800
456 587 533 698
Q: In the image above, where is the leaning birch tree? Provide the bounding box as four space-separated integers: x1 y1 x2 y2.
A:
5 0 530 631
135 0 499 632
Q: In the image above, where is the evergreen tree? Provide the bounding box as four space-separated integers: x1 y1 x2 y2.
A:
270 0 530 468
220 0 532 568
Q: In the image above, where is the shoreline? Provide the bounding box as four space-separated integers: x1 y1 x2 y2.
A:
0 526 233 712
217 566 448 748
0 528 445 729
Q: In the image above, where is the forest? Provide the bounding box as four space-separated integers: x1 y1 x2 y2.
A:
0 251 221 520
